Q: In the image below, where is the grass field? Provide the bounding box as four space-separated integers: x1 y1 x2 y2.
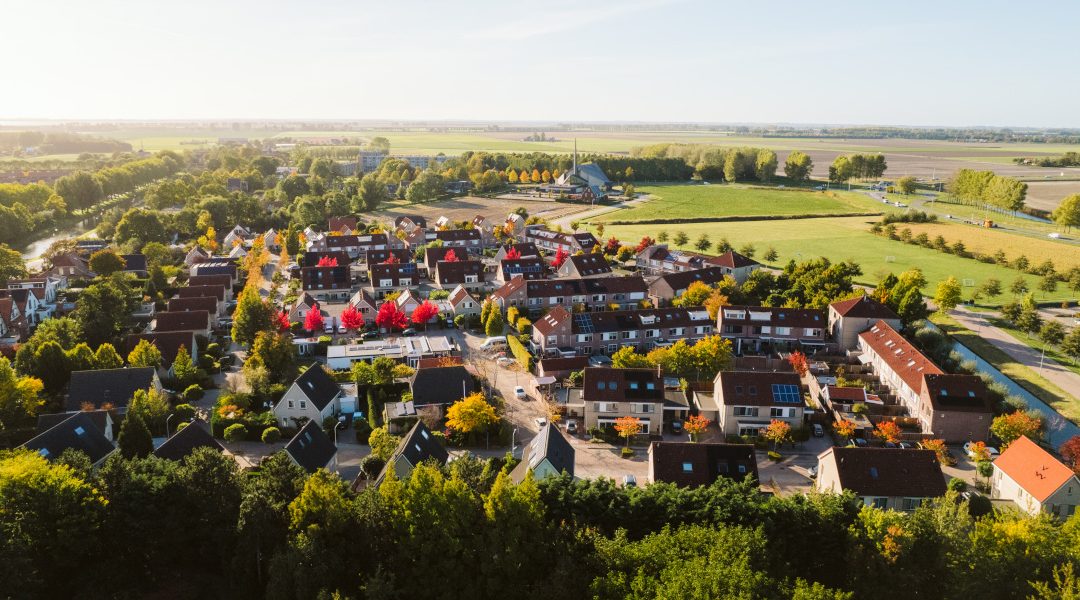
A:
594 216 1079 306
594 184 885 222
931 314 1080 421
987 317 1080 378
897 221 1080 271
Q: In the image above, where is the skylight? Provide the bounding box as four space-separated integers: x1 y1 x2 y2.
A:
74 426 85 436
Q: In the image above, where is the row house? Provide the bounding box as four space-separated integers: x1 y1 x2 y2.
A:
188 274 234 299
497 258 546 284
424 246 472 272
167 295 221 318
817 447 946 511
717 305 827 354
432 228 483 249
531 305 714 356
828 295 902 351
0 297 27 342
433 260 484 292
522 225 599 254
494 242 540 262
369 262 421 299
557 254 612 279
582 367 665 435
491 275 649 315
858 320 992 442
152 310 211 337
647 266 729 307
190 260 238 281
307 233 392 258
300 251 352 268
176 284 226 303
328 216 359 234
714 370 805 437
637 246 760 283
301 265 351 302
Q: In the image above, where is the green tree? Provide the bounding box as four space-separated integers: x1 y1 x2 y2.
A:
129 387 170 434
88 249 126 276
54 170 104 210
356 173 388 212
118 411 153 458
232 286 274 346
1062 327 1080 363
172 345 198 389
673 231 688 246
405 171 445 203
127 338 163 369
245 331 299 385
65 342 97 372
114 208 167 245
979 278 1002 301
764 246 779 262
694 233 711 252
485 308 505 337
1052 194 1080 231
1039 321 1065 349
754 149 778 181
0 244 27 284
94 343 124 369
783 150 813 182
34 341 71 396
896 287 928 323
934 276 963 312
896 176 917 194
368 426 401 461
1011 276 1030 297
0 357 44 430
74 275 135 347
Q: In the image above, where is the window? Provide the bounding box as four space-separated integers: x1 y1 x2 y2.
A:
380 279 393 287
299 401 307 409
629 381 639 390
902 498 922 511
288 400 295 409
734 406 757 417
682 462 693 473
737 464 747 474
871 497 888 509
597 381 607 390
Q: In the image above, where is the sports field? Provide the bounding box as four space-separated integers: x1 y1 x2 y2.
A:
594 184 884 222
595 216 1078 306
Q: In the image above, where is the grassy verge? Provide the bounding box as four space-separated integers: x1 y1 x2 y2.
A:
986 317 1080 378
930 313 1080 423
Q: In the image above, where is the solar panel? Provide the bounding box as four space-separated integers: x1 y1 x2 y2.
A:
573 314 595 333
771 384 802 404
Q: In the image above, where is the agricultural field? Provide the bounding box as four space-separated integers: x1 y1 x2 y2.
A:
594 184 884 222
594 216 1080 306
896 221 1080 272
371 195 586 228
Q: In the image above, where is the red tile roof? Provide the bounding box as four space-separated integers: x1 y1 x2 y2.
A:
994 436 1078 502
859 320 942 393
830 295 900 320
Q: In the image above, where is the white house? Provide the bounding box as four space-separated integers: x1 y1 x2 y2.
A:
272 365 344 428
992 435 1080 518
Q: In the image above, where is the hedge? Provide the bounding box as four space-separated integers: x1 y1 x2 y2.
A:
506 335 534 372
601 212 883 226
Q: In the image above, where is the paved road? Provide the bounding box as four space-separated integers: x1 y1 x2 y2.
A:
951 306 1080 401
549 194 653 229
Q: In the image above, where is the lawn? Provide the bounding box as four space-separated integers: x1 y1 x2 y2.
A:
931 313 1080 422
594 216 1080 306
986 317 1080 378
594 184 886 223
897 221 1080 272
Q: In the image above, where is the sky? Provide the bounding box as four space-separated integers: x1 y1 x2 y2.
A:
3 0 1079 127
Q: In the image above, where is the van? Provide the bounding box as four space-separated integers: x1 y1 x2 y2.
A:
480 337 508 351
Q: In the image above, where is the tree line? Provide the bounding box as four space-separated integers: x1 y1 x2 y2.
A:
828 154 887 183
946 169 1028 211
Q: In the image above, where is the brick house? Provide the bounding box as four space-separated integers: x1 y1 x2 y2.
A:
816 447 946 511
647 266 730 306
522 226 599 254
828 295 902 351
491 275 649 315
582 367 665 435
531 305 714 356
369 262 421 299
713 371 805 437
557 254 612 278
717 305 827 354
637 246 759 282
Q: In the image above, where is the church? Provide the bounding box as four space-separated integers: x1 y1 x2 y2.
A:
538 140 612 201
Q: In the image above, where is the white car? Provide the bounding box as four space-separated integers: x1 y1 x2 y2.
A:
534 417 547 428
963 441 1000 460
496 357 515 368
514 386 527 400
323 321 334 333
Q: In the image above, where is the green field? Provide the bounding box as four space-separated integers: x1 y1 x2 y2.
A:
594 184 884 222
594 216 1079 306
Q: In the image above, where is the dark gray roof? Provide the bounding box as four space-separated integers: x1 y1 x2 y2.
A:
375 421 449 486
66 368 157 411
292 365 341 411
120 253 148 273
408 365 477 406
649 441 758 487
23 412 115 465
153 422 225 461
37 408 125 440
285 420 337 472
511 422 575 483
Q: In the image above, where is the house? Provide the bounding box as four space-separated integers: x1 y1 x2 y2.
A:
369 263 420 299
347 288 380 321
124 331 199 375
816 447 946 510
152 310 211 336
301 265 351 302
120 254 149 278
503 212 527 236
154 422 226 461
636 246 760 283
717 305 828 354
308 233 390 258
37 408 123 442
184 246 211 267
992 436 1080 518
22 412 116 467
557 253 612 278
289 292 319 323
510 422 575 484
0 288 42 327
858 321 992 442
582 367 665 435
394 215 427 231
713 371 805 437
328 216 359 234
537 356 590 379
285 419 338 473
828 295 902 351
222 225 251 248
0 297 25 341
522 225 599 254
48 252 93 279
424 246 471 271
301 251 352 268
446 285 481 319
176 284 226 302
66 367 161 411
491 275 649 315
434 260 484 291
325 336 456 369
531 305 715 356
494 242 540 262
190 260 238 281
167 295 220 317
188 274 234 295
374 421 448 486
394 288 420 316
409 364 477 406
227 245 247 259
364 248 411 266
273 365 344 428
8 275 65 306
648 441 758 487
432 228 483 249
433 216 452 230
497 258 547 283
647 266 730 306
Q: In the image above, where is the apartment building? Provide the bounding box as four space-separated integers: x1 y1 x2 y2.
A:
717 305 828 354
491 275 648 315
532 305 714 356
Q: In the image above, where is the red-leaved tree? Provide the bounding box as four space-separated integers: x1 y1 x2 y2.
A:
275 310 291 332
551 248 569 269
604 236 620 255
382 254 400 265
1060 435 1080 474
787 351 809 376
317 255 338 267
504 247 521 260
340 305 364 332
411 300 439 328
304 307 325 332
634 236 655 253
376 302 409 331
443 249 460 262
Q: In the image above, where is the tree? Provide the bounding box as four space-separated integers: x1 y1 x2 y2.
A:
406 171 445 203
896 176 917 194
34 341 71 396
683 414 710 442
411 300 439 327
551 248 569 269
1039 321 1066 349
172 345 198 389
484 308 504 337
316 255 338 267
88 249 126 276
921 438 950 464
127 338 163 369
232 287 273 346
93 343 124 369
694 233 711 252
783 151 813 182
0 357 43 430
368 426 401 461
55 170 104 209
990 411 1043 448
114 208 167 245
376 302 409 332
1059 435 1080 474
610 346 651 369
674 280 713 308
74 275 135 347
1011 276 1029 297
673 231 688 246
1039 274 1058 297
764 246 779 262
934 276 963 313
118 411 153 459
0 244 27 285
356 173 388 212
443 249 460 262
129 387 170 433
245 331 299 386
755 149 778 181
614 415 641 448
1052 194 1080 231
873 420 902 444
896 287 928 323
787 351 809 376
340 305 364 332
762 419 791 450
979 278 1002 301
304 307 325 333
1062 327 1080 363
446 393 499 434
833 419 856 440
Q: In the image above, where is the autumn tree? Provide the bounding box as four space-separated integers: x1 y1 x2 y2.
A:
934 276 963 313
127 338 163 369
411 300 439 328
551 248 568 269
446 393 499 434
787 351 809 376
833 419 856 440
443 249 459 262
275 310 291 332
0 357 43 430
990 411 1043 449
762 419 791 451
340 305 364 332
304 306 325 333
635 236 655 253
375 302 408 332
873 420 902 444
316 255 338 267
614 415 641 448
921 438 951 465
683 414 711 442
503 246 521 260
1059 435 1080 474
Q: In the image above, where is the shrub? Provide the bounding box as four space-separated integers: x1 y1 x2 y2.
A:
620 447 634 458
506 335 534 372
204 342 222 358
172 403 196 422
223 423 248 442
948 477 968 493
360 454 386 479
767 451 782 461
354 419 373 444
183 384 204 402
261 427 281 443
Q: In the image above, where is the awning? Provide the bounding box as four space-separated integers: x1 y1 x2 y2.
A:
534 376 557 386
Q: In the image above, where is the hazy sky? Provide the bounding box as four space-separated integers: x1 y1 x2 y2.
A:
4 0 1079 127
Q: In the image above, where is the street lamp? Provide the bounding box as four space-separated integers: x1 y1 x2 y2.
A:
165 413 175 438
511 427 519 454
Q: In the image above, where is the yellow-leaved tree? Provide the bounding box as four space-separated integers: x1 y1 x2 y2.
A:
446 393 499 434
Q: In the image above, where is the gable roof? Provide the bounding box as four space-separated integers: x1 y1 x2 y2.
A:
448 284 475 306
719 305 826 329
187 274 233 288
649 441 758 487
390 420 449 471
651 266 730 293
582 367 665 402
23 412 115 464
66 367 157 411
37 408 123 440
124 331 197 365
511 422 575 483
328 216 358 232
153 422 225 461
500 257 546 280
285 420 337 472
167 296 218 314
715 371 804 407
119 254 148 273
533 305 572 337
994 436 1078 502
859 320 943 393
436 259 483 283
830 295 900 320
176 284 226 301
822 447 946 498
409 365 477 406
564 253 612 276
291 365 341 411
921 373 993 413
153 310 210 332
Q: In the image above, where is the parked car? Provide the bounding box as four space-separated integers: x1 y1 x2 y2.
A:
480 337 508 351
812 424 824 437
534 417 547 428
848 438 868 447
897 441 915 449
323 321 334 333
362 330 379 340
622 474 637 488
807 465 818 479
813 185 825 190
963 441 1000 460
401 328 416 337
337 325 348 334
565 420 578 434
670 420 683 435
514 386 527 400
496 357 515 368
